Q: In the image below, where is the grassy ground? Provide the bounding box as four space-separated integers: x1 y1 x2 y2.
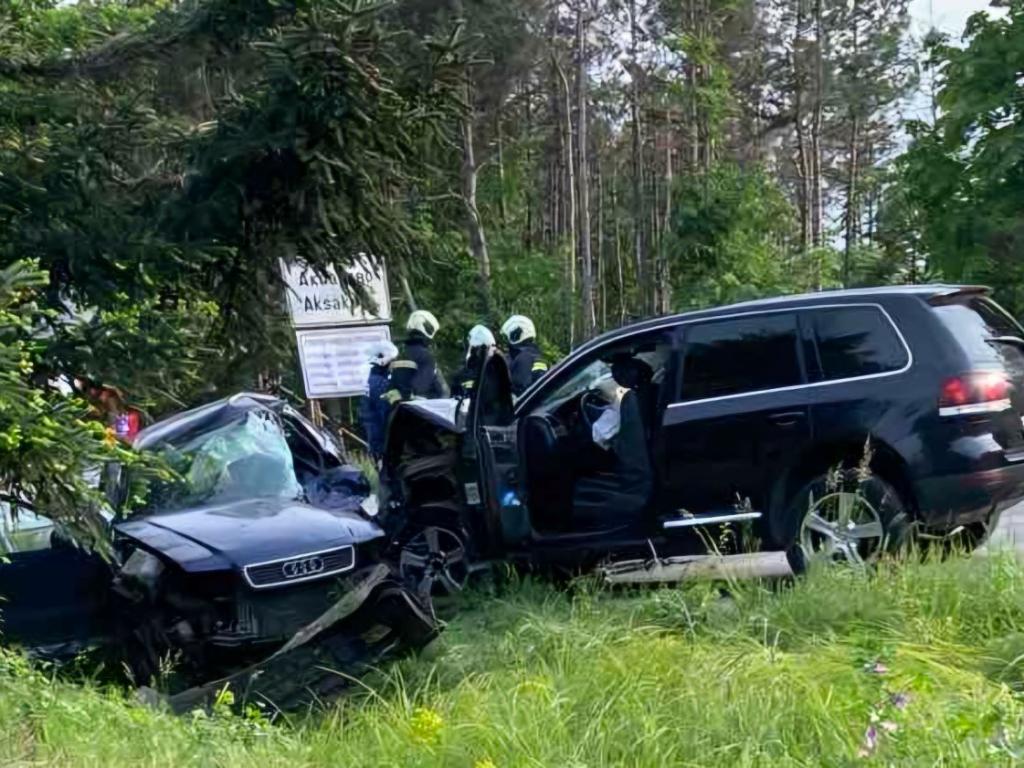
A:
4 554 1024 767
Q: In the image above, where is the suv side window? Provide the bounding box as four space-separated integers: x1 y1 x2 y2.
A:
680 314 802 402
809 306 908 381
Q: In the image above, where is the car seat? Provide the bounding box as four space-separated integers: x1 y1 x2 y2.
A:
611 356 656 439
571 389 654 531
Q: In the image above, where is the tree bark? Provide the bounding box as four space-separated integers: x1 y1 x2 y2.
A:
792 0 813 261
458 78 492 318
524 81 534 250
810 0 825 248
628 0 647 315
612 164 626 324
554 52 577 346
597 155 606 331
495 109 508 228
576 7 595 339
842 6 860 288
658 129 673 314
843 112 859 286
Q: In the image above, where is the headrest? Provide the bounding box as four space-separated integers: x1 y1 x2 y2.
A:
611 355 654 390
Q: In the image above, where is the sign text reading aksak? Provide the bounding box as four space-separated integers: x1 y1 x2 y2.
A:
280 254 391 328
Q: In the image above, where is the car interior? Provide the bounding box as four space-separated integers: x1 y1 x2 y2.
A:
519 334 673 536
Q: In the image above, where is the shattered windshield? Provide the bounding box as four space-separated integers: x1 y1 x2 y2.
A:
142 409 304 513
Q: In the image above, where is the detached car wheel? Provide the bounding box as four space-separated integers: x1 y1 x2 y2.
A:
783 469 911 575
399 527 470 614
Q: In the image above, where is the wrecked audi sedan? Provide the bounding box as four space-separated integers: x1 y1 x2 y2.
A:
0 394 434 706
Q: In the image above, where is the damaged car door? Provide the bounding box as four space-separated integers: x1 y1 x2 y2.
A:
0 507 111 656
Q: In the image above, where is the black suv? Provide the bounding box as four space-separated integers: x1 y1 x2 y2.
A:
383 285 1024 581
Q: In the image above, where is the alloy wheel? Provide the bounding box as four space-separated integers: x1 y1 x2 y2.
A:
798 490 886 566
399 527 469 613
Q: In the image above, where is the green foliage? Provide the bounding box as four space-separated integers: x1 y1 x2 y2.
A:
398 222 567 370
0 0 465 533
0 261 158 549
4 555 1024 763
890 2 1024 314
0 0 466 412
666 162 810 309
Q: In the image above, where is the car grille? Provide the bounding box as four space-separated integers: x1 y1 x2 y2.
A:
243 545 355 589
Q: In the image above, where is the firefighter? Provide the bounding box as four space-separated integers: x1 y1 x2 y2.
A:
401 309 449 399
452 324 496 399
359 340 399 459
501 314 548 396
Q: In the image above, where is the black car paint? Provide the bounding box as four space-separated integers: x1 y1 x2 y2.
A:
412 285 1024 568
115 498 382 574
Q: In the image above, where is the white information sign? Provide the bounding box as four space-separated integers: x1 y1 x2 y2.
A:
281 254 391 328
296 324 391 399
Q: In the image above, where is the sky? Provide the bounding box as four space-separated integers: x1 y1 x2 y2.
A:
903 0 1000 124
910 0 995 38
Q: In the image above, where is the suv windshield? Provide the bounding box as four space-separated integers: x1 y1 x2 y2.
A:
141 409 303 514
542 341 670 408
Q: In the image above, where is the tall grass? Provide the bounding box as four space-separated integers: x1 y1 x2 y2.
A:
4 553 1024 766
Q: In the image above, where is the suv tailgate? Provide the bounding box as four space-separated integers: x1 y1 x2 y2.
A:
931 295 1024 452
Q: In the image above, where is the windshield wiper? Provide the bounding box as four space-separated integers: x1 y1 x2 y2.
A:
987 336 1024 349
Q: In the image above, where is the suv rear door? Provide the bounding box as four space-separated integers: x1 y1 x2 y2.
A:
659 312 811 523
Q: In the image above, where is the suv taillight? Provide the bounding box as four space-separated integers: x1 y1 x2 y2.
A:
939 371 1011 416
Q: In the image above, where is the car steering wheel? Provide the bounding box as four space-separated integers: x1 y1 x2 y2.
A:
579 389 607 431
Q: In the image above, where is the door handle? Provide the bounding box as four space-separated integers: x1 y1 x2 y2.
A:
768 411 805 427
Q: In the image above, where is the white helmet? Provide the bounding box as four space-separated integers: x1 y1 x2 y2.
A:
501 314 536 344
467 324 496 349
406 309 440 339
367 340 399 366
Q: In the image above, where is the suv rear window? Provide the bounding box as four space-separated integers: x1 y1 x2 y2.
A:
809 306 909 381
933 297 1024 369
681 314 801 402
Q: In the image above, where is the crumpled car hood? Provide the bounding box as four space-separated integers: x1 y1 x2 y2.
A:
115 497 383 573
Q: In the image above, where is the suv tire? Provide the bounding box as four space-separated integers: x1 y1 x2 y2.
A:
780 468 912 575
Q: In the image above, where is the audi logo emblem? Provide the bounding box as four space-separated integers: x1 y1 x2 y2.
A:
282 556 325 579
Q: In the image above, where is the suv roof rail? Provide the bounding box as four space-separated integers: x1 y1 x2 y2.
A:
927 285 991 306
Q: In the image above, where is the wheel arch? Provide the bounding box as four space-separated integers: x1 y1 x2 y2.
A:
765 435 918 547
392 504 473 550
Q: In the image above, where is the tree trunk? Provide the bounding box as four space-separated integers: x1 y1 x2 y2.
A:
843 112 859 287
660 134 673 314
612 164 626 324
524 81 534 250
399 266 418 312
576 7 595 339
628 0 647 315
459 78 492 318
810 0 825 248
689 0 699 171
597 156 606 331
791 0 812 258
554 52 577 346
496 110 508 228
842 8 860 288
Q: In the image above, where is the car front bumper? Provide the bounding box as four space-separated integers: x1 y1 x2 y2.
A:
152 563 437 714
